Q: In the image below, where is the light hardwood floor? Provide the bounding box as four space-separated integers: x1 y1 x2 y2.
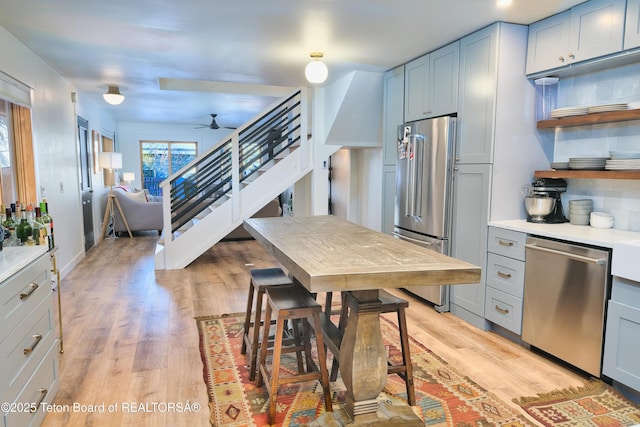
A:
42 234 586 427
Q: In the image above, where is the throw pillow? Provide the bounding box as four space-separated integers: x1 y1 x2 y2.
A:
123 190 148 203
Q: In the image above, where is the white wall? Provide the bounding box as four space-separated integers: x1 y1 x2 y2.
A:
553 62 640 231
116 122 234 190
0 25 87 276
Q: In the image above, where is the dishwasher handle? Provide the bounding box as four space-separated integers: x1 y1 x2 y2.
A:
525 243 607 265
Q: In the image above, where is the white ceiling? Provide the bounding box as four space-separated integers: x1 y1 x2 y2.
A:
0 0 584 128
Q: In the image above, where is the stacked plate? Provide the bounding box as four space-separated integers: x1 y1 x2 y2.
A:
568 157 609 170
568 199 593 226
606 150 640 170
550 106 590 118
588 103 629 113
550 161 570 170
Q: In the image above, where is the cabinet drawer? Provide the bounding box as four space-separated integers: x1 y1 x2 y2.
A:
0 296 56 405
487 227 526 260
485 286 523 334
603 300 640 391
3 342 59 427
0 255 50 341
486 253 525 297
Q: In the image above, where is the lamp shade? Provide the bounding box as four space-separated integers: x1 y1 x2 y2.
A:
103 86 125 105
305 53 328 84
123 172 135 183
99 152 122 170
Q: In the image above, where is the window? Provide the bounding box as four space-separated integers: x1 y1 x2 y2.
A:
0 99 15 204
140 141 197 197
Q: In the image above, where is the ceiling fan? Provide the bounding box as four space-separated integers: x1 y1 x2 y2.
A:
195 114 235 130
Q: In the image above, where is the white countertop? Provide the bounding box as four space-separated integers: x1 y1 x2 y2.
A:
489 220 640 248
0 245 48 283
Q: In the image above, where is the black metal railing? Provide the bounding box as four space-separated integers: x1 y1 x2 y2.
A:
164 89 304 235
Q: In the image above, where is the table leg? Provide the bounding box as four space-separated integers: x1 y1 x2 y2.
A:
310 290 424 426
339 290 387 419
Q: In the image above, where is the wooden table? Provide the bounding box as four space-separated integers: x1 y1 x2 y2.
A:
244 215 481 425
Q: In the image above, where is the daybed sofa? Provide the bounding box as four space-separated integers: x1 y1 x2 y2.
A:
104 187 163 235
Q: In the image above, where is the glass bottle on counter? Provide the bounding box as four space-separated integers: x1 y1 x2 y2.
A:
39 200 54 250
16 208 32 244
33 207 47 246
2 207 18 247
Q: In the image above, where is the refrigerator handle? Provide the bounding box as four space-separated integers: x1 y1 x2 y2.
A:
405 135 423 218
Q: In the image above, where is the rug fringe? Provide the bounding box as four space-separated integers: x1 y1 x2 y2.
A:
194 312 246 321
512 378 605 406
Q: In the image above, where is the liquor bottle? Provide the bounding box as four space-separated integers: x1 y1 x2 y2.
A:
2 207 18 247
16 208 33 244
40 200 54 250
33 207 47 246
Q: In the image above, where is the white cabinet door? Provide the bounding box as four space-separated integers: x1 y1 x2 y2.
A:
383 66 404 166
404 55 429 122
381 166 396 235
457 25 497 164
570 0 625 63
450 163 491 326
526 11 571 75
625 0 640 49
429 41 459 117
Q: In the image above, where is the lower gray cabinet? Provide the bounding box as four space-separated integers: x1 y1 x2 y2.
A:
603 277 640 391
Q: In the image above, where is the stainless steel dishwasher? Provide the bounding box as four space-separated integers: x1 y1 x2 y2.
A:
522 236 611 377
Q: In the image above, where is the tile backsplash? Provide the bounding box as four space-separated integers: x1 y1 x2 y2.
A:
550 62 640 232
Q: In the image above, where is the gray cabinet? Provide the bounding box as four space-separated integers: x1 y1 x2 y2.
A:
526 0 626 75
450 163 490 328
484 227 526 334
381 66 404 235
404 42 459 122
0 251 59 427
625 0 640 49
456 26 497 164
450 22 548 328
603 276 640 392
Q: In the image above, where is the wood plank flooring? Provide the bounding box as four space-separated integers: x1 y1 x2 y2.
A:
42 234 586 427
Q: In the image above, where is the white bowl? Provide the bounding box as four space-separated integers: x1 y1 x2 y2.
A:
590 218 613 229
570 207 592 214
569 199 593 205
590 211 614 220
570 214 591 225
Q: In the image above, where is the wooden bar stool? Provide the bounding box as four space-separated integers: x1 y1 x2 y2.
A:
256 284 333 425
241 267 294 381
328 290 416 406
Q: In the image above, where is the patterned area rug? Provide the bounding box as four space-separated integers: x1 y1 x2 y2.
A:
514 379 640 426
197 312 533 426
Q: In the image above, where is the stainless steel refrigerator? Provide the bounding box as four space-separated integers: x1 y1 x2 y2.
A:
393 116 456 312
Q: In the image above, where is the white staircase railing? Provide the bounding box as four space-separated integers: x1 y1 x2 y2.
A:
155 88 311 270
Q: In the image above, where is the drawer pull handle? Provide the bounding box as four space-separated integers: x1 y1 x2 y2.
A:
20 283 39 300
498 240 514 247
31 388 48 413
24 334 43 355
497 271 512 279
495 305 510 315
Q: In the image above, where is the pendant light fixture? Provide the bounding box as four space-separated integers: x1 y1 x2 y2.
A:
103 86 125 105
305 52 328 84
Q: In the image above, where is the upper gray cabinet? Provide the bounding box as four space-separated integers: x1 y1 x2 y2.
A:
625 0 640 49
383 65 404 166
404 41 459 122
526 0 625 75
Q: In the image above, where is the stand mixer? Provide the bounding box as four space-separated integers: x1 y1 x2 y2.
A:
526 178 568 223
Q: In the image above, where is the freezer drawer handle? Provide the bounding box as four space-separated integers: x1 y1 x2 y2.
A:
498 240 514 247
525 243 606 265
497 271 512 279
392 232 434 247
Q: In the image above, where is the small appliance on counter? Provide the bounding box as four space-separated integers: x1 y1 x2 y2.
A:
524 178 568 223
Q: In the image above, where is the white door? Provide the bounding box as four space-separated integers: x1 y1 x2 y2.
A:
429 41 459 117
526 11 571 75
570 0 625 63
625 0 640 49
404 55 429 122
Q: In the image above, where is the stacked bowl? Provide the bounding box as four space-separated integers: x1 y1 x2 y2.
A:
568 199 593 225
590 212 614 229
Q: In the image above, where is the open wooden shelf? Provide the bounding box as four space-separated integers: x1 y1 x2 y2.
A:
537 108 640 129
534 169 640 180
